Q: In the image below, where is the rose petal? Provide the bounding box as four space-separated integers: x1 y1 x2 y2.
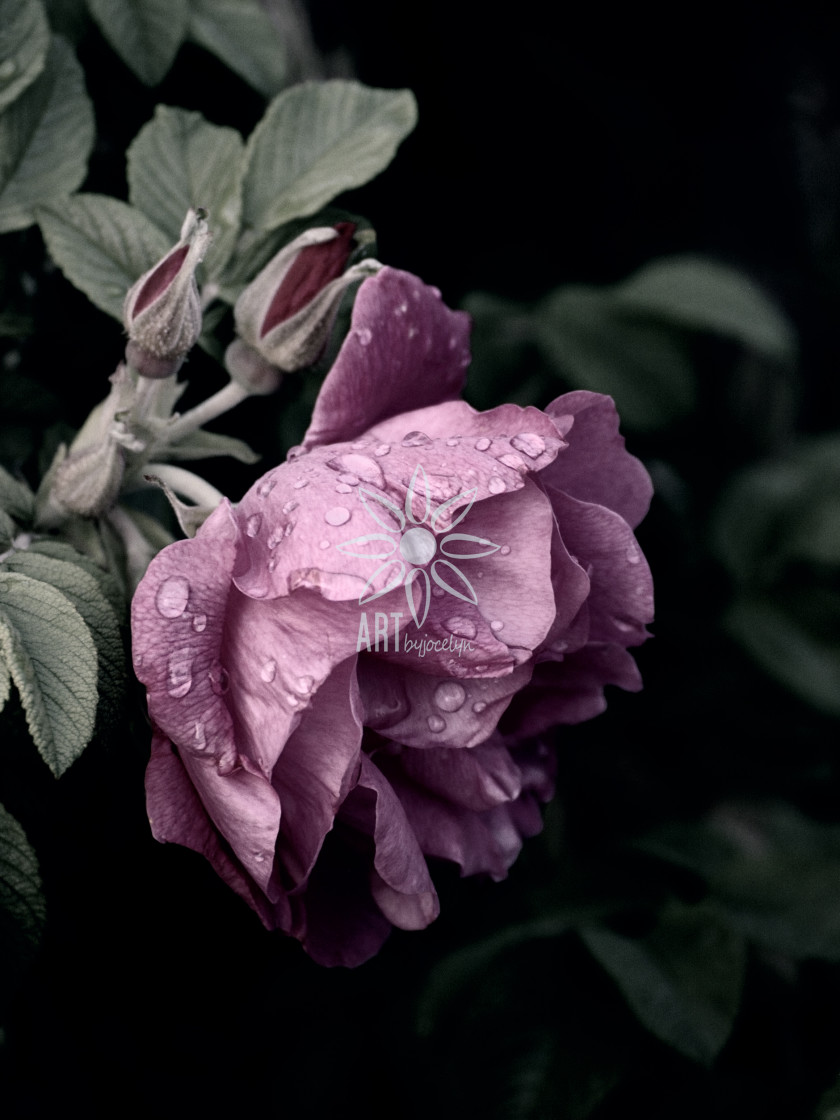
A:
396 736 523 811
542 391 653 528
303 267 471 449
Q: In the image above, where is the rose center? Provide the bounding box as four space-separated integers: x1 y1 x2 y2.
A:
399 526 436 566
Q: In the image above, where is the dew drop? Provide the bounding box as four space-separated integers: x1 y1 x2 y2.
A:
335 483 353 494
324 506 351 526
193 721 207 750
374 443 390 457
209 662 229 695
296 675 314 695
319 539 331 550
490 619 504 632
261 659 277 683
351 440 369 450
245 513 263 537
293 477 309 490
355 326 373 346
511 433 546 458
268 555 279 572
286 693 300 707
472 700 487 714
267 529 283 549
445 616 477 639
613 618 636 634
336 453 384 485
474 436 492 451
253 851 267 863
434 681 467 712
257 479 276 498
500 545 511 556
282 500 299 514
284 522 295 537
192 613 207 633
401 430 433 448
167 648 194 698
497 452 526 471
394 301 408 316
427 714 446 733
488 476 506 494
626 544 641 564
407 325 420 340
338 473 360 485
156 576 190 619
446 436 461 447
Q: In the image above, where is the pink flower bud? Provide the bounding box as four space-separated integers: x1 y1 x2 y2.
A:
123 209 211 379
232 223 370 374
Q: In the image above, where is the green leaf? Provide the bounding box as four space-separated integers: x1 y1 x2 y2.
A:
0 463 34 523
0 570 97 775
1 550 125 731
0 0 50 113
581 901 745 1066
241 80 417 232
612 255 796 362
163 427 260 465
85 0 188 86
534 286 697 430
127 105 244 278
37 193 170 321
0 801 46 1008
0 35 95 232
27 537 124 615
187 0 287 97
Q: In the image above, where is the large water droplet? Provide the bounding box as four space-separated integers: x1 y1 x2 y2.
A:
257 479 276 498
355 326 373 346
245 513 263 537
488 476 506 494
374 443 390 457
156 576 190 618
267 528 284 549
511 433 546 458
293 477 309 489
401 430 433 448
474 436 492 451
192 613 207 633
497 452 526 472
446 436 460 447
282 500 299 514
499 545 511 556
427 714 446 732
472 700 487 714
337 453 384 485
167 648 193 698
445 616 477 639
209 661 229 695
261 659 277 683
490 620 504 633
324 506 351 526
295 675 314 695
434 681 466 712
338 473 359 486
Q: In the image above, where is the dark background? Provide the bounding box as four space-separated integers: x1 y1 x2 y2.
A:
3 2 840 1117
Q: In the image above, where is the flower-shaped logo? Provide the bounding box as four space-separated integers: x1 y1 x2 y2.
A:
336 463 500 627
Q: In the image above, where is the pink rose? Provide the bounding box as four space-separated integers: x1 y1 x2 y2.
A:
131 267 653 966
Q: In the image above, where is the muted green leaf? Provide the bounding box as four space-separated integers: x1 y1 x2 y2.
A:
37 193 170 321
86 0 188 86
187 0 287 97
581 901 745 1066
0 570 97 775
27 537 123 615
0 801 45 1008
535 286 696 430
127 105 244 278
241 80 417 231
612 255 796 362
0 35 94 232
0 0 50 112
0 463 34 523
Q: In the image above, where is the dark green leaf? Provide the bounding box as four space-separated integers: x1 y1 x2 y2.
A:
241 80 417 231
27 537 124 615
0 463 34 522
85 0 188 86
0 570 97 775
0 0 50 113
0 35 95 232
37 193 170 321
187 0 288 97
0 801 45 1009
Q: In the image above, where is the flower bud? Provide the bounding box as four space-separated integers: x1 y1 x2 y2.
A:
233 223 377 373
52 437 125 519
123 209 211 379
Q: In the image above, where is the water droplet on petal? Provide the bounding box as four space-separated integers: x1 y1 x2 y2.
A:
394 301 408 316
296 675 314 695
446 436 460 447
434 681 467 712
613 617 636 634
490 620 504 632
488 476 506 494
253 850 267 863
257 479 276 498
402 430 433 448
497 452 526 471
626 543 641 564
335 483 353 494
267 529 283 549
374 443 390 456
192 613 207 633
355 326 373 346
472 700 487 714
261 659 277 683
475 437 492 451
324 506 351 526
511 433 546 458
156 576 190 618
245 513 262 537
284 522 294 537
209 661 229 695
193 721 206 749
293 477 309 490
500 545 511 556
286 693 299 707
427 714 446 732
282 500 299 514
338 473 360 486
167 648 193 698
445 616 477 639
351 440 369 450
319 539 331 549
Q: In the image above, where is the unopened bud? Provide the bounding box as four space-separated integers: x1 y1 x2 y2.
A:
123 209 211 379
224 338 283 395
233 223 378 373
52 438 125 518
